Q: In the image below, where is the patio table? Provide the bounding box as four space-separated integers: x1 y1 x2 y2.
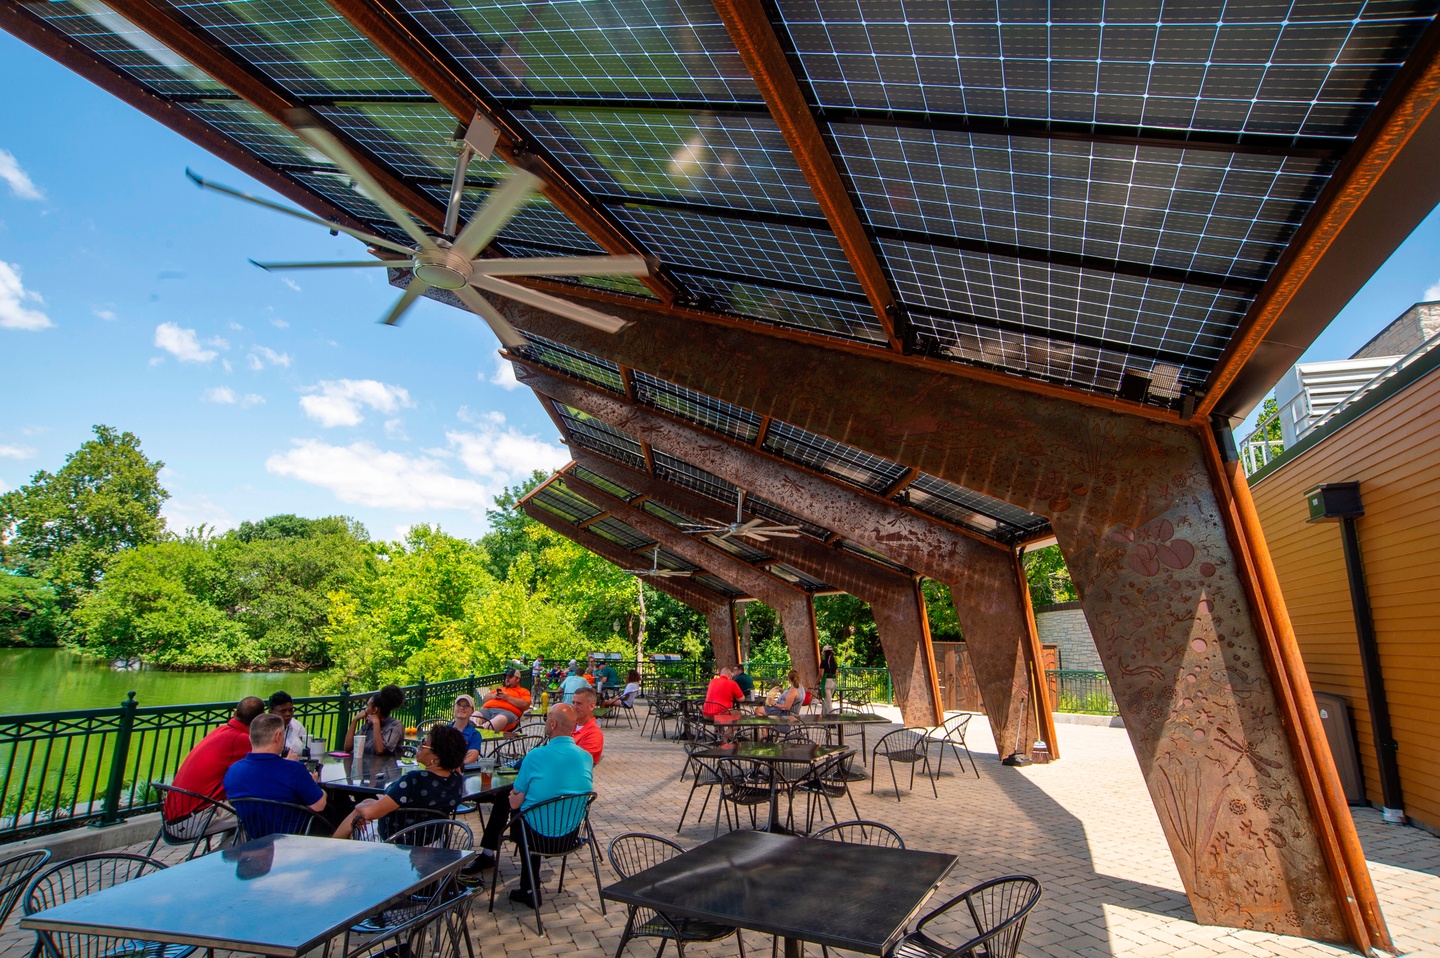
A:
19 833 472 957
602 829 955 958
691 742 849 832
316 753 517 802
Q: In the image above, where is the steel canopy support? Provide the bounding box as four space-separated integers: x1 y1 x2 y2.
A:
568 453 944 726
521 502 742 669
561 473 821 686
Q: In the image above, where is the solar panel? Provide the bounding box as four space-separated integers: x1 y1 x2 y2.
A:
288 171 413 243
704 534 771 564
531 486 601 524
674 274 888 343
652 451 740 504
767 562 829 591
652 546 700 572
518 108 823 217
761 421 911 493
314 102 515 183
519 335 627 394
642 498 697 528
586 516 654 551
569 465 637 502
744 494 830 540
554 404 648 470
694 573 743 597
495 243 659 299
182 100 332 169
837 539 911 574
902 473 1051 543
631 371 763 442
394 0 763 105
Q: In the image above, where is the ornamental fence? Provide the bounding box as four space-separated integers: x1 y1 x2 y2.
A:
0 672 503 844
1045 669 1119 715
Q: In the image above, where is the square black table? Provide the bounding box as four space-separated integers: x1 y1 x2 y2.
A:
691 742 850 831
602 829 956 957
19 834 472 957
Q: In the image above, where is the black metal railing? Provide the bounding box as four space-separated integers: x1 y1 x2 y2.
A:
1045 670 1118 715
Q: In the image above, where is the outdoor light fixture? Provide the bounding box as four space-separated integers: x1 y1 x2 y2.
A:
1305 481 1405 825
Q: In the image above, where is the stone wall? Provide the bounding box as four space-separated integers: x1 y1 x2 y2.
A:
1352 301 1440 359
1034 602 1102 671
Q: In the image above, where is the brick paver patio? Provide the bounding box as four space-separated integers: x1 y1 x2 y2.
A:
3 711 1437 957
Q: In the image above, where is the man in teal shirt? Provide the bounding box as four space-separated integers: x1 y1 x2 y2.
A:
596 661 621 696
507 703 593 908
560 664 592 704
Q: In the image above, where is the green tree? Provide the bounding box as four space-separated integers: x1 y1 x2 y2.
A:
1023 544 1077 607
0 573 63 647
0 425 168 607
921 578 962 642
481 472 550 582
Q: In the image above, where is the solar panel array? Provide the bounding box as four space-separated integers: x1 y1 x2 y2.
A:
19 0 1434 400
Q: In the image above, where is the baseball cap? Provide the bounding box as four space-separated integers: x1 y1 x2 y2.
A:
503 667 520 679
568 659 578 667
454 694 476 707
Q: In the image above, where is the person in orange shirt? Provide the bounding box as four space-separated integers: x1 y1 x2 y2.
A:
571 687 604 766
474 669 531 731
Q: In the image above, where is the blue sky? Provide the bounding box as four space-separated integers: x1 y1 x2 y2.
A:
2 30 1438 539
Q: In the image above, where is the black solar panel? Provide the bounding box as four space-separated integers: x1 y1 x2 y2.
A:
694 573 743 597
182 100 329 170
586 516 654 551
674 274 888 343
652 451 740 504
569 465 636 502
762 421 911 493
767 562 829 591
531 486 601 524
744 494 830 541
554 404 648 471
314 102 515 183
642 499 697 528
652 546 700 572
837 539 911 574
632 371 764 442
519 335 627 394
902 473 1051 544
704 534 771 564
497 243 659 299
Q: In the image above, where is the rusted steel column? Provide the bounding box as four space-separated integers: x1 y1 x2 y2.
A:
521 502 741 668
571 453 943 725
1015 552 1061 761
499 312 1374 946
561 474 821 686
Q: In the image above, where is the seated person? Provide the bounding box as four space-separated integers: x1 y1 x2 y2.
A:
571 687 604 766
608 670 642 709
732 666 755 700
223 713 326 836
702 666 745 718
596 661 621 697
344 684 405 758
560 664 592 704
267 690 310 758
333 724 468 840
450 694 485 763
757 669 806 718
475 669 531 731
168 696 266 825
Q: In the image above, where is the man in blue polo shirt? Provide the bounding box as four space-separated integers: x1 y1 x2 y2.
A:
505 703 592 909
224 713 326 836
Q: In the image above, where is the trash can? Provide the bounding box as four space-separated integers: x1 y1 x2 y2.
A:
1314 691 1366 806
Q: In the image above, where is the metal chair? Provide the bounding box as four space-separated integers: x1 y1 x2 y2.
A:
676 748 723 834
488 791 606 935
607 833 746 958
811 820 905 848
0 850 49 928
146 783 238 859
345 887 479 958
870 727 938 801
928 713 979 779
837 704 874 761
350 821 476 957
797 749 862 832
368 805 448 842
713 760 774 836
492 733 544 769
24 853 197 958
230 797 331 842
385 818 474 850
887 876 1042 958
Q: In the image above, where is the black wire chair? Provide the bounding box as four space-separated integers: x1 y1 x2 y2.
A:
361 805 449 843
928 713 979 779
385 819 474 850
0 850 49 929
492 733 544 769
348 820 477 957
345 887 479 958
24 853 198 958
713 760 775 837
797 749 862 833
230 797 331 842
870 727 938 801
146 783 238 860
676 748 724 835
811 820 905 848
607 833 746 958
888 876 1042 958
488 791 605 935
836 704 875 762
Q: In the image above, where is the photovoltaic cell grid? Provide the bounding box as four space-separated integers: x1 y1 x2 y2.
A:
497 243 659 299
631 372 763 443
694 573 743 597
182 100 332 169
531 486 602 524
776 0 1435 138
288 171 415 244
586 516 656 551
640 498 696 527
837 539 911 574
903 473 1052 543
569 465 637 502
313 102 516 183
674 274 888 343
517 109 823 218
761 421 911 493
651 546 701 572
744 494 830 541
171 0 423 98
553 404 649 471
704 534 771 564
652 451 740 504
613 205 865 297
830 125 1336 282
518 334 626 394
393 0 763 105
768 563 829 591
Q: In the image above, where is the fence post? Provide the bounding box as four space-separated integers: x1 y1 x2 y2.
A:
468 672 476 698
886 671 893 705
336 684 350 751
95 691 137 828
414 678 427 726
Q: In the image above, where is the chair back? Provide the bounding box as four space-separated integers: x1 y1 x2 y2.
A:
150 782 233 843
230 797 329 842
0 849 50 927
875 726 928 758
942 712 972 741
385 818 473 851
606 832 684 880
515 791 596 849
493 733 544 768
345 887 478 958
24 854 167 958
920 875 1042 958
810 820 905 848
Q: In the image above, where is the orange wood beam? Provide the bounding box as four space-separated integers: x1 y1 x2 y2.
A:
710 0 901 350
1014 549 1060 761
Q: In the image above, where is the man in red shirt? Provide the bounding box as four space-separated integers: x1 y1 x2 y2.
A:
703 666 745 717
571 687 604 766
168 696 266 818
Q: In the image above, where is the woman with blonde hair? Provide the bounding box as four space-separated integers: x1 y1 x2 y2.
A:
757 669 806 718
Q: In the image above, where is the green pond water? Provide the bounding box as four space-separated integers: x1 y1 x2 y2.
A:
0 648 315 716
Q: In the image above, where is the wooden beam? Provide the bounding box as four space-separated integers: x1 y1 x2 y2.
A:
711 0 902 350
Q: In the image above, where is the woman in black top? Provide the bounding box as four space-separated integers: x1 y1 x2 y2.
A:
334 724 467 839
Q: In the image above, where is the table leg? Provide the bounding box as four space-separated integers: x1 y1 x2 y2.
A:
783 936 803 958
767 765 780 831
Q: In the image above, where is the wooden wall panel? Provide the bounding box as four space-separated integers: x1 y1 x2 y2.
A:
1252 367 1440 832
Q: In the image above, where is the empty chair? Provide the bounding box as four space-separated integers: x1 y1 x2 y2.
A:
888 876 1041 958
147 783 238 860
676 748 723 834
492 733 543 769
24 853 196 958
385 818 474 850
0 850 49 929
346 887 479 958
713 760 774 836
488 792 605 935
608 833 745 958
928 713 978 779
797 750 862 832
870 727 938 801
230 796 331 841
811 820 905 849
350 821 476 957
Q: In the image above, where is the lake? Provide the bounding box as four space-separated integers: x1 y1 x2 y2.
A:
0 648 315 715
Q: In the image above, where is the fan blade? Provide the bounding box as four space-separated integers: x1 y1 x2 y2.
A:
186 169 413 256
736 518 767 533
285 111 437 252
452 284 528 350
452 168 543 261
749 528 801 539
470 276 629 334
467 255 650 278
379 280 430 326
251 259 398 271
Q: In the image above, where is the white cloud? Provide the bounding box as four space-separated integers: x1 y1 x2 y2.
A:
0 262 53 331
487 355 522 390
162 494 237 535
0 444 35 460
446 420 568 484
248 345 291 370
271 317 289 329
154 322 217 362
299 379 413 427
93 307 118 321
205 336 230 351
1424 278 1440 302
202 386 263 407
228 321 244 331
222 359 233 373
283 278 302 293
0 149 43 201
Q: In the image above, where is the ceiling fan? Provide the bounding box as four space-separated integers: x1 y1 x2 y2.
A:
681 489 802 542
187 108 650 348
624 546 694 578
